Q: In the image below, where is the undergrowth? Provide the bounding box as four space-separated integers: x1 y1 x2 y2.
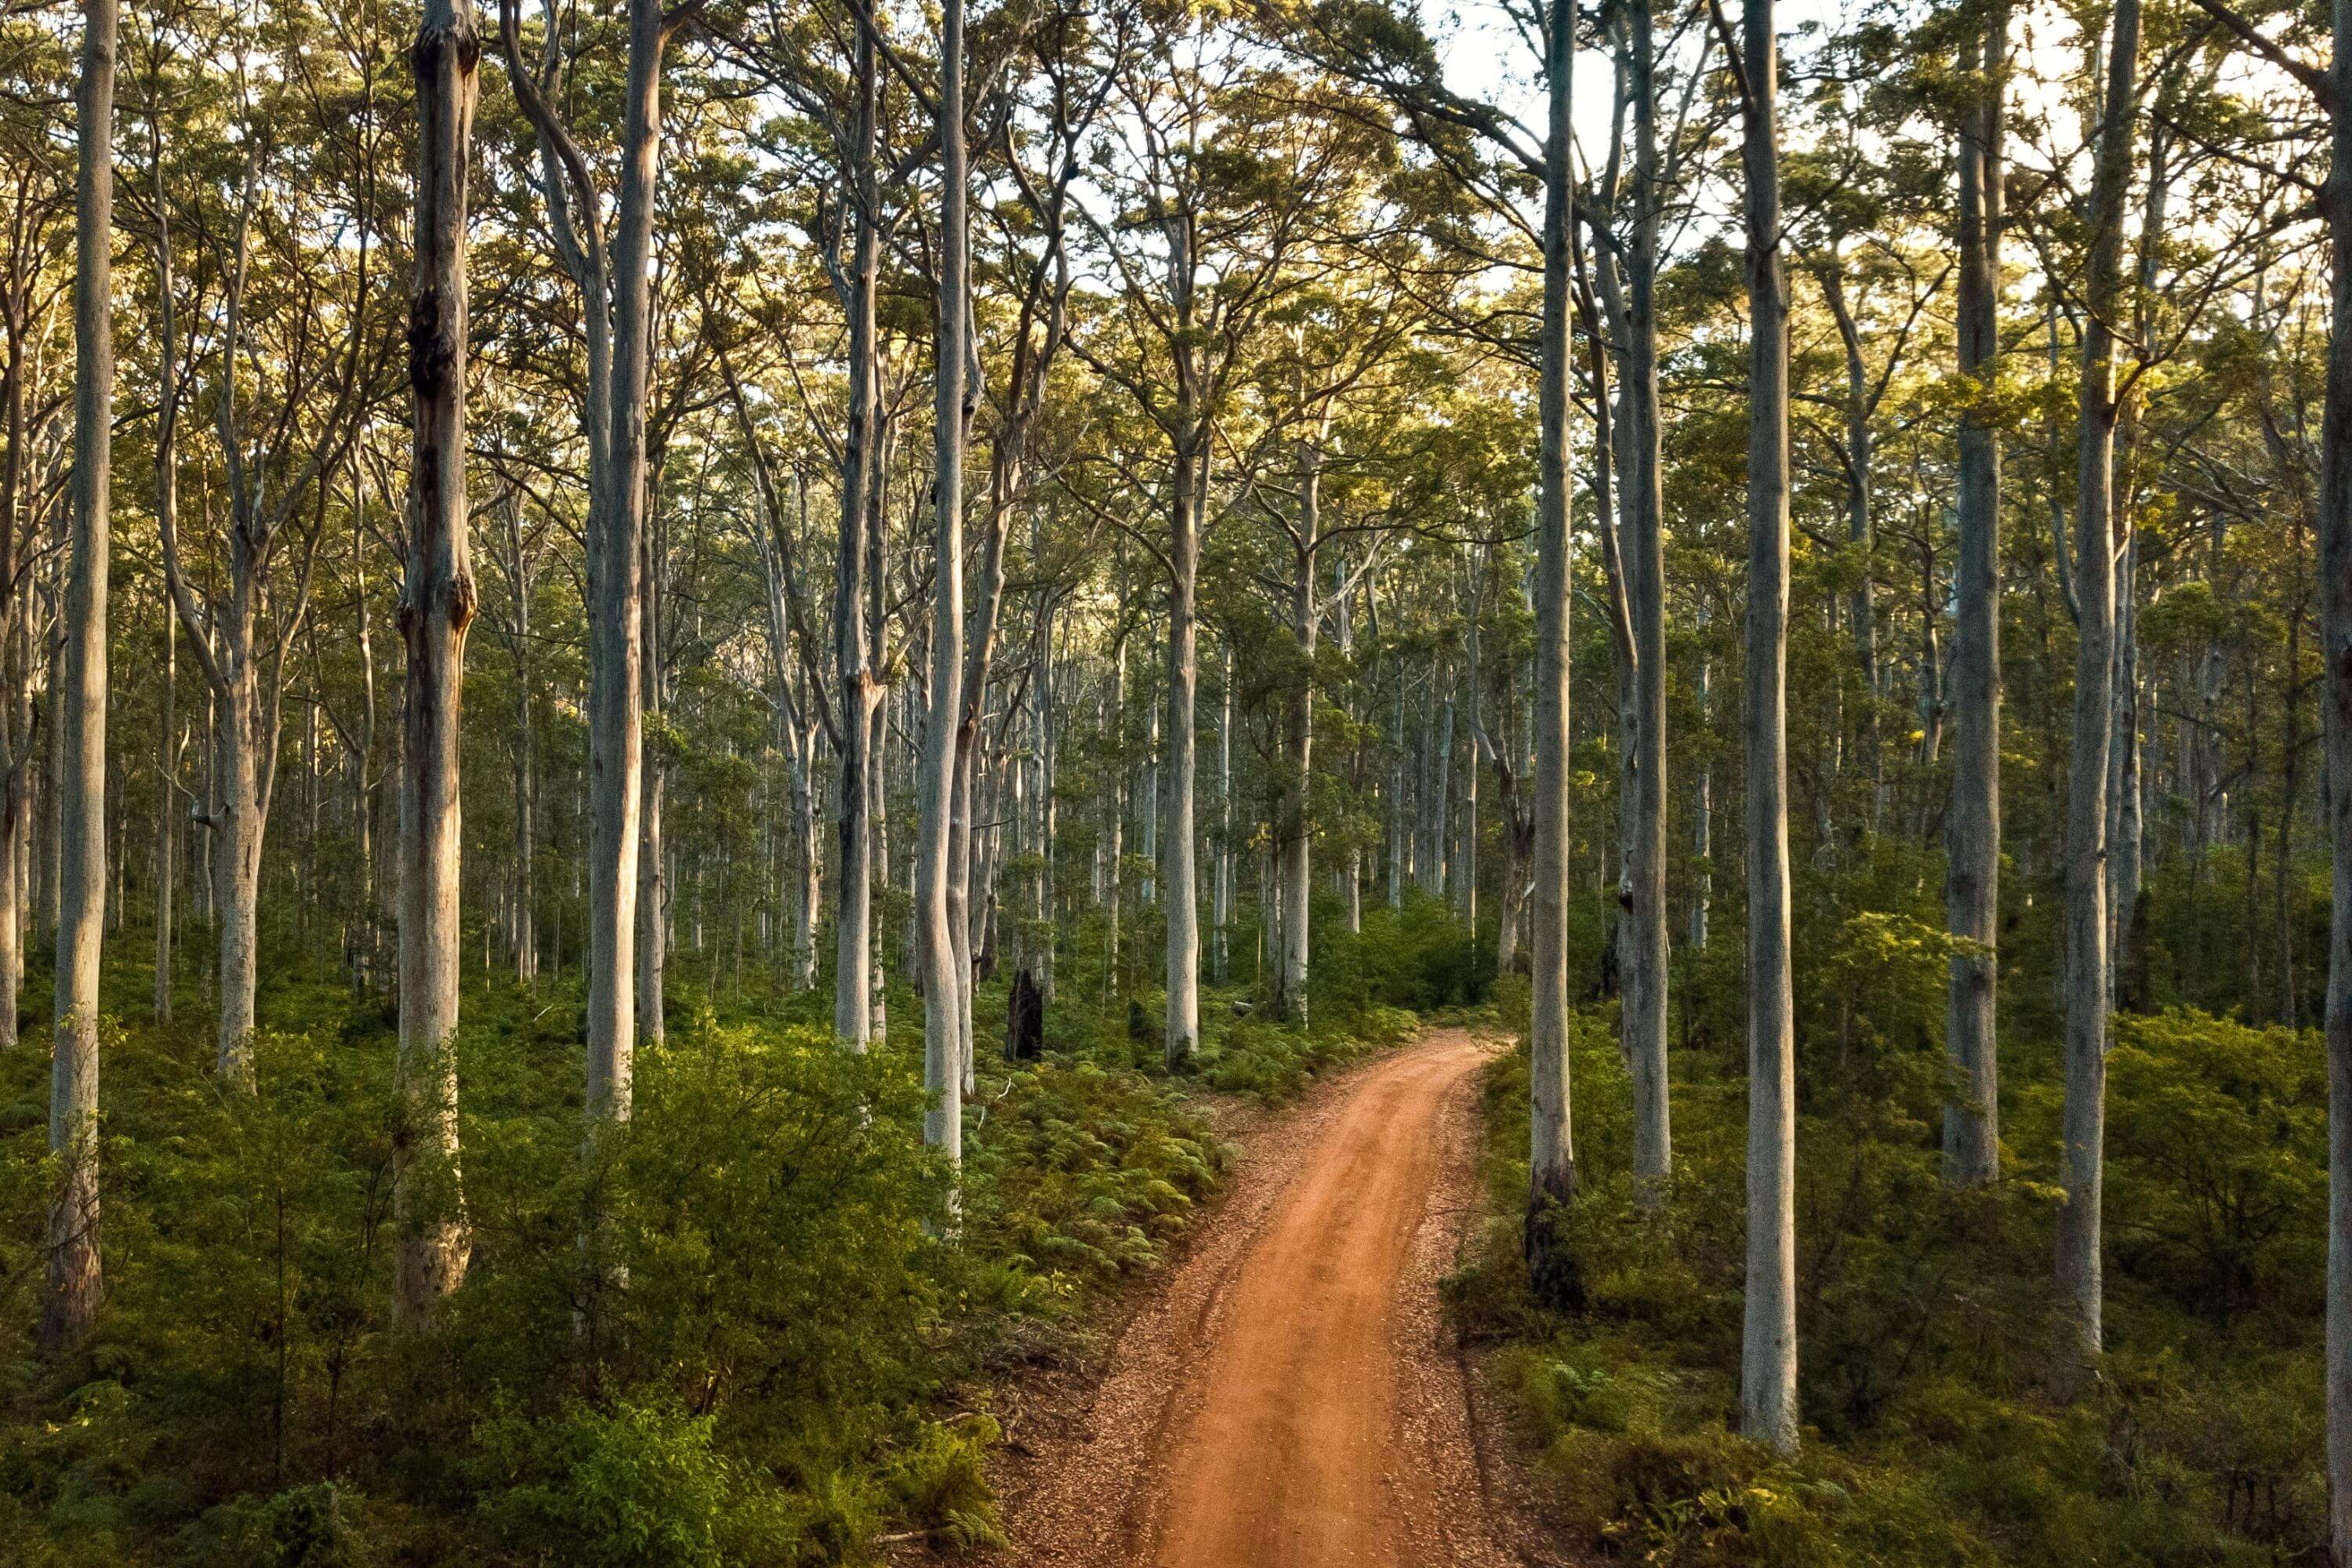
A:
0 895 1439 1565
1450 956 2328 1566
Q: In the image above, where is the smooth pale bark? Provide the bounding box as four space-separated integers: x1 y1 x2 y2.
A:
1215 648 1234 980
1613 0 1671 1203
2111 526 2143 1001
155 604 176 1020
1274 433 1322 1025
1525 0 1580 1308
961 98 1081 1059
918 0 967 1166
949 447 1012 1094
212 666 263 1079
752 479 822 993
1467 563 1532 978
1036 608 1058 1003
1813 265 1881 832
1944 0 2005 1188
1456 657 1477 934
831 15 884 1048
1691 655 1710 951
349 500 383 992
41 630 59 946
1158 205 1207 1067
162 140 364 1080
2321 1 2352 1554
42 0 115 1356
583 0 674 1123
495 0 666 1111
0 272 24 1056
637 576 666 1048
391 0 480 1332
1428 688 1452 897
1105 635 1124 991
1386 648 1406 907
1142 706 1158 906
2057 0 2139 1383
0 172 53 1054
1164 491 1202 1067
790 702 818 990
502 503 538 990
148 111 183 1024
1734 0 1799 1455
866 430 894 1045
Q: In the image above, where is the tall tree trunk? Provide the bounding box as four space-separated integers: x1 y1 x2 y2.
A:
1105 633 1125 993
1162 207 1205 1065
1621 0 1671 1203
155 600 176 1019
2114 107 2178 1011
1038 610 1058 1003
393 0 480 1330
1215 644 1233 981
831 13 882 1048
2112 526 2145 1004
1164 471 1202 1066
1690 654 1711 951
506 504 538 991
1735 0 1799 1455
205 582 270 1080
583 0 671 1127
793 720 818 989
1457 657 1477 934
2318 0 2352 1552
352 497 381 992
149 111 182 1025
0 296 24 1056
1275 437 1319 1025
43 0 115 1356
1525 0 1580 1308
1388 655 1406 908
1944 0 2006 1188
2057 0 2139 1385
918 0 967 1163
637 586 666 1047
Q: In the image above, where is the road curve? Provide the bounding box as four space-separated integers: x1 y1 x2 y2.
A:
1000 1027 1532 1568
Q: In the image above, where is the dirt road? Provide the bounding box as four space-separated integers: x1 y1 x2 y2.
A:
998 1027 1545 1568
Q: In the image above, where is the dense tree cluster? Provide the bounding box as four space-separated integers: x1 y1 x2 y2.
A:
1 0 2349 1555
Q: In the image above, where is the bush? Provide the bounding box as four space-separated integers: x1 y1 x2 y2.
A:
471 1399 804 1568
1454 997 2328 1568
2103 1009 2326 1323
0 919 1443 1566
171 1483 379 1568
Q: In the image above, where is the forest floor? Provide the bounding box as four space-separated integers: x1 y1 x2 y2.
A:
949 1025 1571 1568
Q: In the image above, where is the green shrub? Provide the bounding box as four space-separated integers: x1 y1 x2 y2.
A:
2104 1010 2326 1323
1457 997 2328 1568
471 1399 800 1568
169 1483 378 1568
880 1416 1008 1553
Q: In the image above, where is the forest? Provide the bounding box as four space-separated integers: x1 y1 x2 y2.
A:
0 0 2347 1559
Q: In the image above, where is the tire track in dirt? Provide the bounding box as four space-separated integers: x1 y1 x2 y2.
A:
1000 1027 1551 1568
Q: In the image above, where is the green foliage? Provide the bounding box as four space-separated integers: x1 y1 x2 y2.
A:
1191 1006 1413 1098
1454 996 2328 1568
170 1483 382 1568
2103 1010 2326 1323
963 1058 1224 1304
0 946 1420 1566
1313 894 1482 1013
470 1398 819 1568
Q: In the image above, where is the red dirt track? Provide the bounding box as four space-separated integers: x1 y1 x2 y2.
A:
1000 1027 1549 1568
